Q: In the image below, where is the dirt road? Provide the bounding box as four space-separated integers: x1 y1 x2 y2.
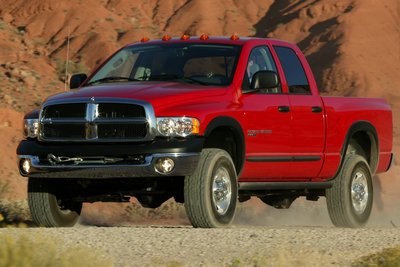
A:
1 225 400 266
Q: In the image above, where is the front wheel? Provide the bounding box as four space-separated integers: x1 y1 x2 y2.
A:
28 179 82 227
184 149 238 228
326 154 373 228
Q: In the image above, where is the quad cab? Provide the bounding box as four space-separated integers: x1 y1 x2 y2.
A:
18 35 394 228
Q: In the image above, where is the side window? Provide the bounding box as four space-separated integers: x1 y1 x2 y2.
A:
274 46 311 94
242 46 281 93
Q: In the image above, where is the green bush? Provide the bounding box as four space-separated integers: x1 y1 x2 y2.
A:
0 233 114 267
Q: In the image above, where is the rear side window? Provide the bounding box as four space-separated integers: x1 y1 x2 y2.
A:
274 46 311 94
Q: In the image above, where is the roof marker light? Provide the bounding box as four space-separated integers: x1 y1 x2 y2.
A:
199 34 209 40
230 34 240 40
162 35 172 41
140 37 150 42
181 34 190 40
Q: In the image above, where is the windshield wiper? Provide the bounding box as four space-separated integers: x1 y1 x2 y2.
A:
180 76 209 86
86 76 140 86
143 74 208 86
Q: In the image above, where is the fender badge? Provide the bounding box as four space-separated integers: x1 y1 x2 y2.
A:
248 130 272 136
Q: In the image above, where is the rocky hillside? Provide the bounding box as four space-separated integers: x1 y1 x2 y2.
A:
0 0 398 203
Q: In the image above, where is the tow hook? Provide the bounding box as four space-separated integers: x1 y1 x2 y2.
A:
47 154 124 165
47 154 83 165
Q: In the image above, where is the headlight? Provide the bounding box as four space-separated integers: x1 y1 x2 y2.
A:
156 117 200 137
23 119 39 138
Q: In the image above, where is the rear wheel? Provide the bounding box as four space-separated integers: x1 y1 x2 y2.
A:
28 179 82 227
326 154 373 228
184 149 237 228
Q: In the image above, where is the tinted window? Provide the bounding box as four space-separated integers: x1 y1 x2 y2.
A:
88 44 241 87
274 46 310 94
242 46 281 93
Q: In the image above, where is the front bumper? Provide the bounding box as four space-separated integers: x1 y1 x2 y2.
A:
17 138 203 178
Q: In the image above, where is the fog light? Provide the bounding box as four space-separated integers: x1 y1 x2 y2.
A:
20 159 31 175
155 158 175 174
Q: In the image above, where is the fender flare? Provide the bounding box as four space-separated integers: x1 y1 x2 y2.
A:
329 121 379 180
204 116 245 175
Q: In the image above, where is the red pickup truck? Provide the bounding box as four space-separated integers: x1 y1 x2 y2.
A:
17 35 393 228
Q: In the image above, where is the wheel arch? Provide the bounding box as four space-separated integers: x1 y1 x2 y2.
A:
204 116 245 176
336 121 379 178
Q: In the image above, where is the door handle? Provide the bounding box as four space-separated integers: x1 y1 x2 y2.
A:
278 106 290 113
311 106 323 113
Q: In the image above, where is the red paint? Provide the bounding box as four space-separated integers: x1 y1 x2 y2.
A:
49 37 393 181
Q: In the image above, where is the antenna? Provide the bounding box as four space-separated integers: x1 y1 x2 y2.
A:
64 27 71 91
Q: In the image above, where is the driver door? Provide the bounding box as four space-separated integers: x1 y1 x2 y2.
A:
240 46 293 180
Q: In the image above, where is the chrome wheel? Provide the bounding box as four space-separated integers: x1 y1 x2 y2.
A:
351 171 369 215
326 154 372 228
212 167 232 215
185 149 237 228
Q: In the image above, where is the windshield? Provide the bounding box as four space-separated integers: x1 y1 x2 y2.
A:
87 43 241 86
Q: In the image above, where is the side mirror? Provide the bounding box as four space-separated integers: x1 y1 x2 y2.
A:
250 71 278 90
70 73 87 89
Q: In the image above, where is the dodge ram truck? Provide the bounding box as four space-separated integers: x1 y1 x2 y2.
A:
17 35 394 228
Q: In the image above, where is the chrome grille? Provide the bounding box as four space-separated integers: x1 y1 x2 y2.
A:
39 99 154 142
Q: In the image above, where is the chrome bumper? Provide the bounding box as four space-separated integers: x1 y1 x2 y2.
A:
18 153 200 179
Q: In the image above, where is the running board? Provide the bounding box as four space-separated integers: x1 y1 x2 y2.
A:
238 181 333 191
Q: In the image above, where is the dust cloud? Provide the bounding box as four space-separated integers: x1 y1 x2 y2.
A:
234 165 400 228
369 165 400 227
79 165 400 228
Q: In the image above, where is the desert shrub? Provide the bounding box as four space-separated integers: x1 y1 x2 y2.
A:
352 246 400 267
0 199 32 227
0 233 114 267
0 22 7 30
0 181 9 199
55 58 89 82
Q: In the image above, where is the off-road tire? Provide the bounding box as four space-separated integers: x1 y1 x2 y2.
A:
184 149 238 228
28 178 82 227
326 154 373 228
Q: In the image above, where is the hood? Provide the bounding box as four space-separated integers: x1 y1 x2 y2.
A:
46 82 229 111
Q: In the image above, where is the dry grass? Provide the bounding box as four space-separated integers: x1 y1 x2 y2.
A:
0 233 114 267
0 199 32 227
226 251 324 267
352 246 400 267
0 181 9 198
225 247 400 267
146 259 186 267
149 249 330 267
0 181 33 227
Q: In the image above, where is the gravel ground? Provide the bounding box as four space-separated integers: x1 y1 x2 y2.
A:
2 225 400 266
2 197 400 266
